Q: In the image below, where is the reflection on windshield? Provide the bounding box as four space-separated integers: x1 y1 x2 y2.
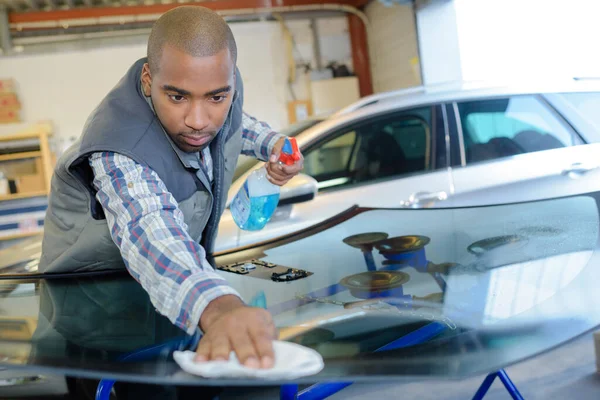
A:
252 194 599 334
482 251 591 321
0 193 598 382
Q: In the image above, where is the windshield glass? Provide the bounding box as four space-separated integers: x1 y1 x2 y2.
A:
232 118 324 181
1 192 599 384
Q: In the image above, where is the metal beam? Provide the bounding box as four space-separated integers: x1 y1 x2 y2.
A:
8 0 369 23
0 5 12 53
309 17 322 70
348 12 373 96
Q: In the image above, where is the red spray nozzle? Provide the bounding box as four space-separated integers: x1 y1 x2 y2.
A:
279 137 301 166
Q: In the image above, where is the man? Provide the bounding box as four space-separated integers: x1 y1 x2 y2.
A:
40 5 303 373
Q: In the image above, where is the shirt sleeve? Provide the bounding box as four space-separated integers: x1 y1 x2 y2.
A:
241 112 285 161
89 151 242 335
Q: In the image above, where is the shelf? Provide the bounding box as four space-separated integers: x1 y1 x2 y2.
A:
0 231 43 242
0 191 47 202
0 151 41 162
0 126 51 143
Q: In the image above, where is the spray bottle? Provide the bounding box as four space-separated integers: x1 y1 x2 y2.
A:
231 137 301 231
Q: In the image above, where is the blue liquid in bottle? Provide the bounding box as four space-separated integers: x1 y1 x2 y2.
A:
231 137 300 231
236 193 280 231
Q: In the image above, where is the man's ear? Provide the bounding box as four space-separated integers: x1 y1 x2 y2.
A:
141 63 152 97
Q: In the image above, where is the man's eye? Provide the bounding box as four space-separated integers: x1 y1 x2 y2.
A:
211 95 226 103
169 95 185 102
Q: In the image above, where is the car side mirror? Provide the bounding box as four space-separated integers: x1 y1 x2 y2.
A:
279 173 318 206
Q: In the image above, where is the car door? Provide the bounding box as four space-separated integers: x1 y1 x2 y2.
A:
234 105 453 248
448 94 600 207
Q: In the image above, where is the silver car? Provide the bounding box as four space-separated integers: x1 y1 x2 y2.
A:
216 80 600 252
2 81 600 266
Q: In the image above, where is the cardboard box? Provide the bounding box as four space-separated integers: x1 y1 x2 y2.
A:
0 93 20 109
0 80 15 94
287 100 313 124
16 173 45 194
0 109 20 124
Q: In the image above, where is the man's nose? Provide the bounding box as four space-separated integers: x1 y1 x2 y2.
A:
185 102 210 131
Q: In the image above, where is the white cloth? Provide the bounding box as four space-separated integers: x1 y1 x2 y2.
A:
173 341 324 379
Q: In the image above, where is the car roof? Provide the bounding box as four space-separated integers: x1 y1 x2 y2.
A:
333 78 600 117
292 78 600 148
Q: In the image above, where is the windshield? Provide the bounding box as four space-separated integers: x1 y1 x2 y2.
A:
232 118 325 181
2 192 600 384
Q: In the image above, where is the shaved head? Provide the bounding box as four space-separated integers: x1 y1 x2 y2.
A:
147 6 237 73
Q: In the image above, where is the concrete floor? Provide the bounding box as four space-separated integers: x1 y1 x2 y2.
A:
222 331 600 399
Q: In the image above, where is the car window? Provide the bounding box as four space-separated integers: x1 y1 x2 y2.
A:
558 92 600 133
303 131 357 188
457 96 578 164
303 107 433 191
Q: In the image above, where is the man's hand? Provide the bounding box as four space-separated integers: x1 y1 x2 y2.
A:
196 295 277 369
266 137 304 186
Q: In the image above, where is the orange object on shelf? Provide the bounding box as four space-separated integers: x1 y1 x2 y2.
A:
0 109 20 124
0 93 20 109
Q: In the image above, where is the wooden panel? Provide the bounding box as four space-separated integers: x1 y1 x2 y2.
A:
0 231 43 242
38 132 52 192
0 159 37 179
0 151 41 162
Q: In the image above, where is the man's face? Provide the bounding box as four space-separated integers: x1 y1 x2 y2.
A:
141 45 235 153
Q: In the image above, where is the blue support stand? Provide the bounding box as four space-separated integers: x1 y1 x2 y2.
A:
472 369 524 400
280 384 299 400
95 331 202 400
278 322 447 400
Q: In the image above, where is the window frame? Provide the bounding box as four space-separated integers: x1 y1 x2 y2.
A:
300 105 445 193
450 94 584 168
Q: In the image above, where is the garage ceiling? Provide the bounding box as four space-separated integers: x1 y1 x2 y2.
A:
3 0 373 23
1 0 138 13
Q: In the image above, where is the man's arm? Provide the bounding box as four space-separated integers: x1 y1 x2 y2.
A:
241 112 284 161
241 112 304 186
89 152 242 335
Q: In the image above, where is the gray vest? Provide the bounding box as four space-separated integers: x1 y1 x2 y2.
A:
40 58 244 273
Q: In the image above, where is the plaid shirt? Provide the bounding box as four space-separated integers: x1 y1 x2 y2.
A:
89 113 282 335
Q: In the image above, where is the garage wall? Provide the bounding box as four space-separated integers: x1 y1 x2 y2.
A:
0 17 352 143
415 0 600 87
365 1 422 93
0 22 287 142
279 17 353 107
415 0 463 86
